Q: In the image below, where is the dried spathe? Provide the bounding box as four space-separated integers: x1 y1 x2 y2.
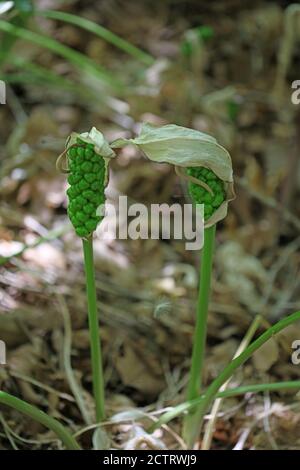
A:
112 123 235 226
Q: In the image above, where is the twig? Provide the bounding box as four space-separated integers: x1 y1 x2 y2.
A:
9 370 75 402
0 413 18 449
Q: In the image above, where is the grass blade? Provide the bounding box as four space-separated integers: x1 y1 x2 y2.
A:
0 391 80 449
0 20 123 90
151 309 300 434
38 9 154 66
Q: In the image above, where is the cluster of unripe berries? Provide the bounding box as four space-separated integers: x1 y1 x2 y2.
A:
66 138 225 234
66 139 105 238
187 167 225 220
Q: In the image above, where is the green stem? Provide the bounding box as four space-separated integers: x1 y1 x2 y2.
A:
82 237 105 422
0 391 80 450
183 224 216 445
187 225 216 398
151 309 300 432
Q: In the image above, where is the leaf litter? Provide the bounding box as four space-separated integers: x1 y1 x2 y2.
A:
0 0 300 450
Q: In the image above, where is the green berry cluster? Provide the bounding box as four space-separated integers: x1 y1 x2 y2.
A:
187 167 226 220
66 139 106 237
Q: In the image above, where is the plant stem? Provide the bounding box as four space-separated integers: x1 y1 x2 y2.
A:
187 225 216 398
82 237 105 423
151 309 300 432
183 224 216 446
0 391 80 450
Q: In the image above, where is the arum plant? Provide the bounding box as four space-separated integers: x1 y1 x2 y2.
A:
0 128 114 450
121 124 300 450
112 123 235 447
57 127 115 423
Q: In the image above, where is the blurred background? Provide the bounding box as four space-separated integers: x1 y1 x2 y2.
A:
0 0 300 450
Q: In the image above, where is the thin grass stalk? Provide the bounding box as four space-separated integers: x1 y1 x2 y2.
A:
150 310 300 433
0 20 122 89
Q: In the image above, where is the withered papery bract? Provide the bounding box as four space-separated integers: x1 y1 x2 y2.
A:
112 123 235 227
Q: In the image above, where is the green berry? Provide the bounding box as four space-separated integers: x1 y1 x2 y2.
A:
84 173 97 183
66 187 75 198
77 211 87 223
212 193 224 207
76 196 87 207
83 203 95 215
69 147 77 159
76 227 88 237
85 218 99 232
71 216 80 227
91 181 99 191
77 147 85 158
85 148 94 159
67 174 75 185
203 192 212 204
76 154 85 164
204 204 213 215
78 179 89 191
81 161 93 172
93 163 102 172
91 154 100 162
82 190 95 201
207 171 217 181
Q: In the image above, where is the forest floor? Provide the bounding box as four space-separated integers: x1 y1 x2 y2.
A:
0 0 300 450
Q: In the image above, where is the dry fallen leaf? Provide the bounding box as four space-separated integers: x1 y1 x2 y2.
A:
218 241 268 312
115 344 165 396
252 337 279 372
